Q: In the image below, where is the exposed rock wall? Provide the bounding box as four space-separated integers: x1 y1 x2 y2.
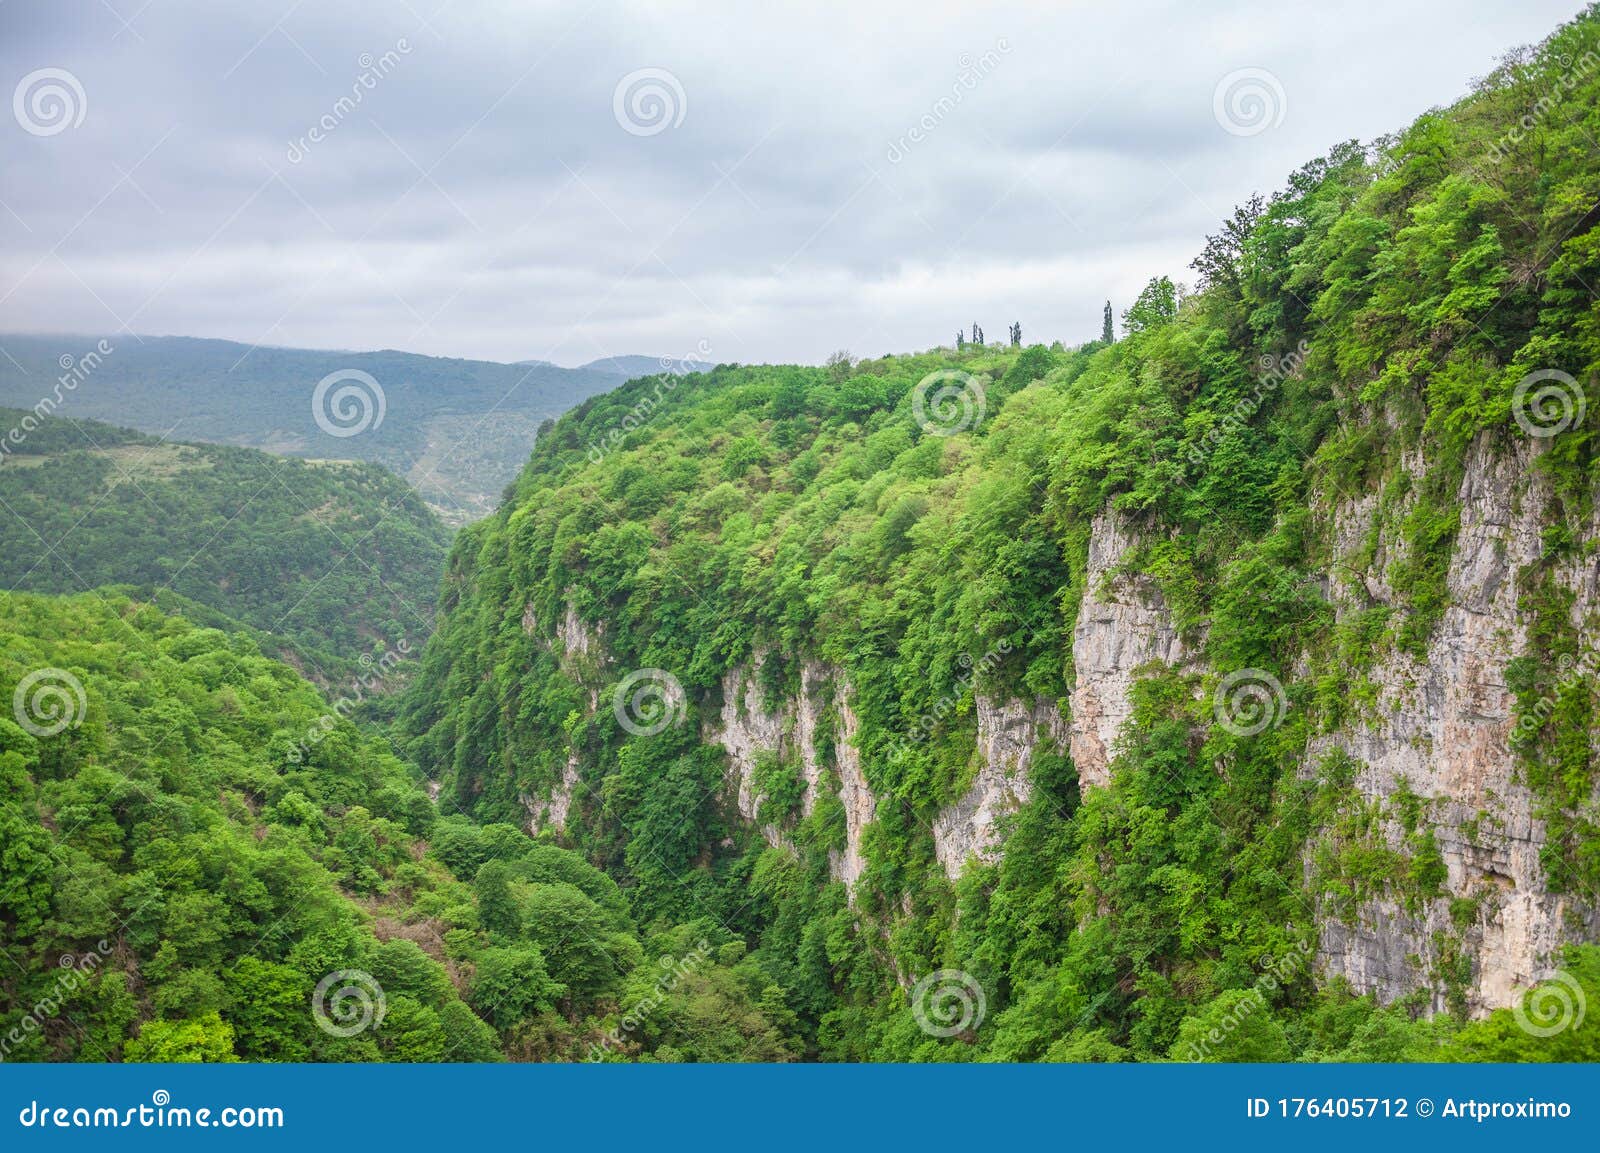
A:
519 596 606 835
832 693 875 891
931 695 1068 879
711 653 790 831
707 653 1073 888
1306 435 1600 1014
524 752 581 834
705 653 877 887
1068 510 1189 788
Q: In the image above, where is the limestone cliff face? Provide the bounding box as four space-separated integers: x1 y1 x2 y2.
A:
1042 453 1597 1015
520 598 607 835
931 695 1069 879
516 453 1596 1015
523 752 581 834
705 652 1074 889
709 654 790 833
831 693 875 891
1305 434 1599 1014
704 654 877 887
1068 510 1190 789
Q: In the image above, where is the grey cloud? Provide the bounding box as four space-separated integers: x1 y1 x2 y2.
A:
0 0 1584 366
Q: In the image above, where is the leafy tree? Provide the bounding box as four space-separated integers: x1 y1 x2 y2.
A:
124 1012 240 1063
470 946 564 1030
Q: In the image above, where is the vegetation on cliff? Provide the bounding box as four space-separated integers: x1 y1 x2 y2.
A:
402 7 1600 1061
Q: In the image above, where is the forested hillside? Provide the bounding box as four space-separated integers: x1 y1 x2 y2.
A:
403 8 1600 1061
0 337 627 522
0 594 802 1062
6 3 1600 1069
0 409 447 684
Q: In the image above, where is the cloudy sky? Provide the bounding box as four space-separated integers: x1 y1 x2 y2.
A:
0 0 1584 367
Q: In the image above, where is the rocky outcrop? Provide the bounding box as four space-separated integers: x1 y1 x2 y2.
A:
931 695 1068 878
524 752 581 833
712 654 790 829
519 594 607 835
710 653 1074 888
1306 434 1600 1014
832 693 876 891
707 654 877 887
1069 510 1189 788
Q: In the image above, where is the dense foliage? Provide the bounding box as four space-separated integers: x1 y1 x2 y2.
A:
6 5 1600 1067
0 593 794 1062
404 8 1600 1062
0 409 447 684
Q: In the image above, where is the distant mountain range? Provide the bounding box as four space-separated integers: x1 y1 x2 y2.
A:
0 334 700 523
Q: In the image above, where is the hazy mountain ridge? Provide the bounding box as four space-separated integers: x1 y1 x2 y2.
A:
0 334 626 524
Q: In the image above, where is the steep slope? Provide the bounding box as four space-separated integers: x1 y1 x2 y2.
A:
0 408 448 685
404 7 1600 1062
0 592 796 1063
0 336 626 522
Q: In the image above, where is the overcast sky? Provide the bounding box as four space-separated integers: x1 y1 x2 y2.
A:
0 0 1584 368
